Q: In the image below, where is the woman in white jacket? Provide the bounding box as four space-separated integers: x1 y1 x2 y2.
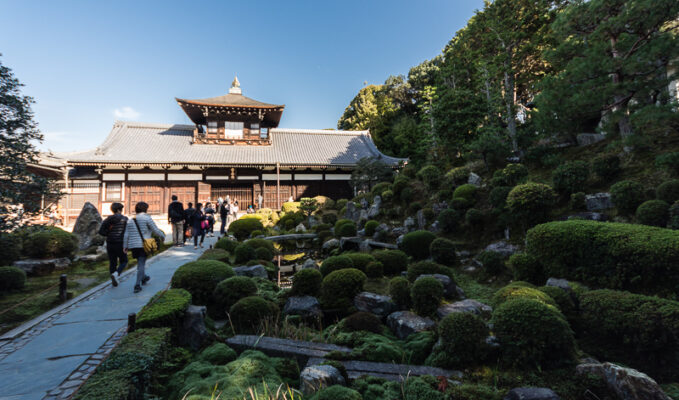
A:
123 202 166 293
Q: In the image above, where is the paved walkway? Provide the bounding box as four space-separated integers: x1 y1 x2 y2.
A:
0 237 217 400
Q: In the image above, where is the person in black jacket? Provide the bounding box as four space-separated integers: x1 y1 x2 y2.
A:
219 200 229 235
98 202 128 287
183 202 195 245
190 203 207 249
168 195 185 247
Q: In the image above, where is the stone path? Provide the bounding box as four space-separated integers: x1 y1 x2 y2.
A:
0 238 217 400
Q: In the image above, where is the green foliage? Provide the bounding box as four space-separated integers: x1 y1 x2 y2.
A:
406 261 452 282
281 201 301 213
491 282 558 308
388 277 411 308
244 238 275 253
526 220 679 296
569 192 586 211
427 312 488 368
136 289 191 330
342 311 383 334
322 212 338 225
350 157 395 192
198 248 230 263
592 154 621 180
670 201 679 230
214 237 239 253
229 296 279 331
196 343 237 365
437 208 463 233
371 182 391 197
453 183 477 201
508 253 544 284
417 165 441 190
330 330 404 364
403 331 437 365
170 260 234 305
335 219 357 237
381 190 394 203
552 161 589 194
299 197 319 217
254 247 273 262
467 131 510 170
0 266 26 291
213 276 258 313
657 180 679 204
538 286 576 321
311 385 362 400
656 152 679 176
228 218 264 241
372 249 408 276
578 289 679 382
491 163 528 187
321 268 367 310
610 180 646 215
477 251 505 276
489 186 513 209
636 200 669 227
23 227 78 259
400 230 436 260
411 277 443 317
429 237 457 266
491 298 575 369
365 261 384 278
445 166 471 186
320 255 355 277
0 233 21 266
465 208 484 226
506 182 556 227
290 268 322 297
364 220 379 237
344 253 376 273
233 243 256 264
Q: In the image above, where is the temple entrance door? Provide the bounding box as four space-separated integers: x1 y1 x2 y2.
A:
169 183 196 207
128 183 163 214
211 183 253 208
197 182 211 204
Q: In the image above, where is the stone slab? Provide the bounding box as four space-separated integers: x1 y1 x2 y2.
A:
0 355 88 400
225 335 352 366
306 357 462 382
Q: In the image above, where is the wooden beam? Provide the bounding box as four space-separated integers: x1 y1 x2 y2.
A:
276 162 280 210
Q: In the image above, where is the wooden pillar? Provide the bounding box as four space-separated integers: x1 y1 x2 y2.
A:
276 162 280 210
262 179 266 209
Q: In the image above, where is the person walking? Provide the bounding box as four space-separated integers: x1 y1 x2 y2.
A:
190 202 207 249
229 200 240 229
123 202 165 293
168 195 185 247
204 202 216 237
184 202 195 245
257 193 263 210
99 202 128 287
219 200 229 235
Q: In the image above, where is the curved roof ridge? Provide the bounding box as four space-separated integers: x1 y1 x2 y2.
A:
114 121 195 130
271 128 369 136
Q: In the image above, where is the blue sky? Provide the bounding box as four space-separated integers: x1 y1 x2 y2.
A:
0 0 482 153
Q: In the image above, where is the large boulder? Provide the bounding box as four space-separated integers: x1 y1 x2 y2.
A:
484 240 519 258
545 278 572 293
504 387 561 400
416 274 461 299
283 296 322 320
437 299 493 319
354 292 396 318
403 217 416 232
468 172 482 186
72 202 103 250
386 311 435 340
13 258 71 276
576 133 606 147
295 223 307 233
340 236 361 251
232 264 268 279
300 365 346 395
178 305 209 351
372 223 390 241
416 210 426 230
576 362 671 400
345 201 360 222
367 195 381 219
301 259 318 270
585 193 613 211
322 238 340 252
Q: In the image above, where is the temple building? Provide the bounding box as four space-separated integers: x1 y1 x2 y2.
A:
51 78 403 223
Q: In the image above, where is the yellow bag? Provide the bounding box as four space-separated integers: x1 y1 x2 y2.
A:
133 218 158 255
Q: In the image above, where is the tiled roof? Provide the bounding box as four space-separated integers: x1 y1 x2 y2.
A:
176 93 283 109
65 122 405 167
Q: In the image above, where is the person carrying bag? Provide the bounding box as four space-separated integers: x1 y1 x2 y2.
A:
123 202 166 293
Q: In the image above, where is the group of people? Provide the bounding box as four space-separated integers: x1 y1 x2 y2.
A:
167 195 240 249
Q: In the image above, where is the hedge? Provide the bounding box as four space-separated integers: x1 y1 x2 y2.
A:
453 184 477 201
23 227 78 259
389 277 411 308
400 230 436 260
635 200 669 227
429 238 457 266
344 252 376 272
198 248 230 263
321 268 367 310
364 220 380 237
552 160 589 194
372 249 408 275
506 182 556 227
228 218 264 241
170 260 234 305
291 268 322 297
234 243 256 264
229 296 279 332
406 261 453 282
525 220 679 296
411 277 443 317
0 266 26 291
334 219 357 237
491 282 558 308
136 289 191 331
320 255 354 276
426 312 488 368
610 180 645 215
215 237 239 253
0 233 21 266
365 261 383 278
213 276 258 312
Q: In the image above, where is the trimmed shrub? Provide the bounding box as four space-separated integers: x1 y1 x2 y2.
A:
552 160 589 194
577 289 679 381
228 218 264 241
381 190 394 203
429 238 457 266
491 298 575 369
427 312 488 368
171 260 234 305
244 238 275 252
24 227 78 259
508 252 544 284
343 311 383 334
291 268 322 297
610 180 645 215
136 289 191 330
372 249 408 275
371 182 391 197
411 277 443 317
506 182 556 227
491 163 528 187
445 166 470 185
657 179 679 204
465 208 484 226
670 200 679 230
636 200 669 227
400 230 436 260
281 202 300 213
322 212 338 225
491 282 558 308
197 343 237 365
538 286 576 321
0 266 26 291
477 251 505 276
233 243 256 264
450 197 470 210
198 248 230 263
213 276 258 312
525 220 679 296
215 237 239 253
335 219 357 237
320 255 354 276
311 385 362 400
437 208 463 233
320 268 367 310
489 186 513 209
453 184 477 201
655 152 679 175
364 220 379 237
592 154 621 180
365 261 384 278
417 165 441 191
229 296 279 331
344 253 376 272
389 277 411 308
0 233 21 266
406 261 452 282
570 192 586 211
254 247 273 262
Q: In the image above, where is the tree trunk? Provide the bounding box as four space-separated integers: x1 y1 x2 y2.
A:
610 36 635 139
503 51 518 153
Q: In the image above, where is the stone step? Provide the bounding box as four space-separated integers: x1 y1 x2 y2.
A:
306 357 463 382
225 335 351 366
262 233 318 241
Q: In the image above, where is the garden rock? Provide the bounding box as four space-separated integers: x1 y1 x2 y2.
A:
567 212 608 221
416 274 460 299
387 311 435 340
396 234 404 247
300 365 346 395
359 240 372 253
284 296 322 319
546 278 572 292
14 258 71 276
340 236 362 251
354 292 396 318
72 202 103 250
484 240 519 258
367 195 381 218
360 198 369 209
301 259 318 270
345 201 360 222
416 209 427 230
295 223 307 233
178 305 209 351
392 227 407 236
576 133 606 147
404 217 416 232
322 238 340 251
576 362 671 400
586 192 613 211
504 387 561 400
437 299 493 319
468 172 482 186
373 223 391 241
233 264 268 279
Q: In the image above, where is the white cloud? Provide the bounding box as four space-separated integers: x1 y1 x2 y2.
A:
113 106 141 120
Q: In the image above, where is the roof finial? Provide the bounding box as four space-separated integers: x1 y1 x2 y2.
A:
229 75 242 94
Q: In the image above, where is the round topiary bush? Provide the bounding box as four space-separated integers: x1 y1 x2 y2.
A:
453 184 477 201
491 163 528 187
229 296 279 331
670 201 679 230
371 182 391 197
389 277 411 308
197 342 237 365
215 237 239 253
365 261 384 278
372 249 409 275
334 219 357 237
429 238 457 266
400 230 436 260
0 266 26 291
437 208 463 233
406 261 452 282
611 180 645 215
538 286 576 321
508 253 544 284
0 233 21 266
506 182 556 227
417 165 441 191
657 179 679 204
213 276 258 312
244 238 275 253
344 253 376 272
477 251 505 276
411 277 443 317
171 260 234 305
489 186 513 209
228 218 264 241
427 312 489 368
491 282 558 308
291 268 322 297
322 212 338 225
311 385 362 400
465 208 484 226
320 255 354 276
254 247 273 262
491 298 575 368
592 154 620 180
570 192 587 211
635 200 670 227
451 197 470 210
445 166 471 186
234 243 256 264
364 220 380 237
552 160 589 194
198 248 231 263
381 190 394 203
24 227 78 259
320 268 367 310
342 311 383 334
136 288 192 329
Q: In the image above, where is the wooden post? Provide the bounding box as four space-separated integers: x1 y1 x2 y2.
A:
276 162 280 210
59 274 67 301
128 313 136 332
